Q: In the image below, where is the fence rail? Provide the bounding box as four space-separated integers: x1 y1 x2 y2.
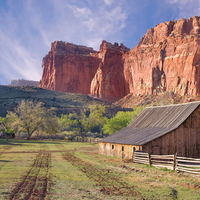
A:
176 156 200 175
151 154 175 170
133 152 200 176
133 152 150 165
70 136 101 143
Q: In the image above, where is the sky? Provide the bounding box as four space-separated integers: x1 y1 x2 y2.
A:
0 0 200 85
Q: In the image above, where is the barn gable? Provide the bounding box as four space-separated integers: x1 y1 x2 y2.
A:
101 101 200 145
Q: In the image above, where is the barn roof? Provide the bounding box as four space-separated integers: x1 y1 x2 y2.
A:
101 101 200 145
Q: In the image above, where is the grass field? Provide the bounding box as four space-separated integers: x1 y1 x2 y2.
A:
0 139 200 200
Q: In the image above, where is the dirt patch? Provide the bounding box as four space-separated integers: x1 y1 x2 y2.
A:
180 183 200 190
55 143 141 198
8 148 51 199
119 165 144 173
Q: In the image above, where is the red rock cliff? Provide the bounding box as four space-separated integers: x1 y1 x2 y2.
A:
39 41 101 94
124 16 200 97
90 41 130 101
39 16 200 102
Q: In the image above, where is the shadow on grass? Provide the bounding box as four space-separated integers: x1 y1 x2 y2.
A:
0 138 60 145
0 160 12 162
0 139 22 146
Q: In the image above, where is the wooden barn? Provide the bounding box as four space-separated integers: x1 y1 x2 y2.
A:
99 102 200 159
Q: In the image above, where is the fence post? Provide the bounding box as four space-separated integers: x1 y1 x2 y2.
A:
173 153 177 171
148 153 151 166
132 151 134 162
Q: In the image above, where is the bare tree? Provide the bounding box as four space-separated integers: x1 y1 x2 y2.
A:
7 100 59 139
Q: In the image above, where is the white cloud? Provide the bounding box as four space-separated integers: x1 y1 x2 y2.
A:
0 30 41 81
66 2 127 49
103 0 114 6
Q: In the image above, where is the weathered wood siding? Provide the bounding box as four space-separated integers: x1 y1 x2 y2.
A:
99 142 142 159
143 107 200 158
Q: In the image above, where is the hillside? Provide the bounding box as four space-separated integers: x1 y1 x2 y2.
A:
0 86 129 117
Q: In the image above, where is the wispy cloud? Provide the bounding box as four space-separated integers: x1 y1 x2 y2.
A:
166 0 200 18
0 29 41 81
66 1 128 49
103 0 114 6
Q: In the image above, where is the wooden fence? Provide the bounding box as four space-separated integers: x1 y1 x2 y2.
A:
132 152 149 165
176 156 200 175
133 152 200 176
151 154 175 170
72 136 101 143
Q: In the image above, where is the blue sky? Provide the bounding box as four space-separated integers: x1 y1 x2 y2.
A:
0 0 200 85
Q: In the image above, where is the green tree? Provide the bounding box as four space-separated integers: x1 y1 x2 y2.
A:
102 106 143 135
0 117 15 139
58 105 107 141
58 113 80 132
88 105 107 135
7 100 59 140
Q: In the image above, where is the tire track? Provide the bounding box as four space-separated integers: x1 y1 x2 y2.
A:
55 143 141 198
8 145 51 200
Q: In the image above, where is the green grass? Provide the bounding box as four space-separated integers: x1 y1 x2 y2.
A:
0 139 200 199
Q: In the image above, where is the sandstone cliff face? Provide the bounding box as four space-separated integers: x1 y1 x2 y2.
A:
90 41 130 101
39 41 100 94
39 16 200 102
124 16 200 97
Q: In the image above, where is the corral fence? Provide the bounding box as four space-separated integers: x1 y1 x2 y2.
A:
133 152 200 176
70 136 101 143
176 156 200 175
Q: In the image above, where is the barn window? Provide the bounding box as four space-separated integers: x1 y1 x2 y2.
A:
122 146 124 151
112 144 114 149
133 147 136 152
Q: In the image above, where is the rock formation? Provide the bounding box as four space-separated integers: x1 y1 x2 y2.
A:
39 41 101 94
90 41 130 101
39 16 200 102
124 16 200 97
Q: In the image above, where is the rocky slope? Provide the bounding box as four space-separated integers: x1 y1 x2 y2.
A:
39 16 200 102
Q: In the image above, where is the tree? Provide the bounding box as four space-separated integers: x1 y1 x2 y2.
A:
87 105 107 135
0 117 15 139
7 100 59 140
58 113 80 132
102 106 143 135
58 105 107 141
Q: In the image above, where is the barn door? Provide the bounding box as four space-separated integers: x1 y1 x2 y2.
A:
122 146 125 159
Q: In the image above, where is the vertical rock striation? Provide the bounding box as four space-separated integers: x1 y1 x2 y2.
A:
39 41 100 94
124 16 200 97
90 41 130 101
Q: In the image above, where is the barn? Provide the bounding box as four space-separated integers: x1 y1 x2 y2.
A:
99 102 200 159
